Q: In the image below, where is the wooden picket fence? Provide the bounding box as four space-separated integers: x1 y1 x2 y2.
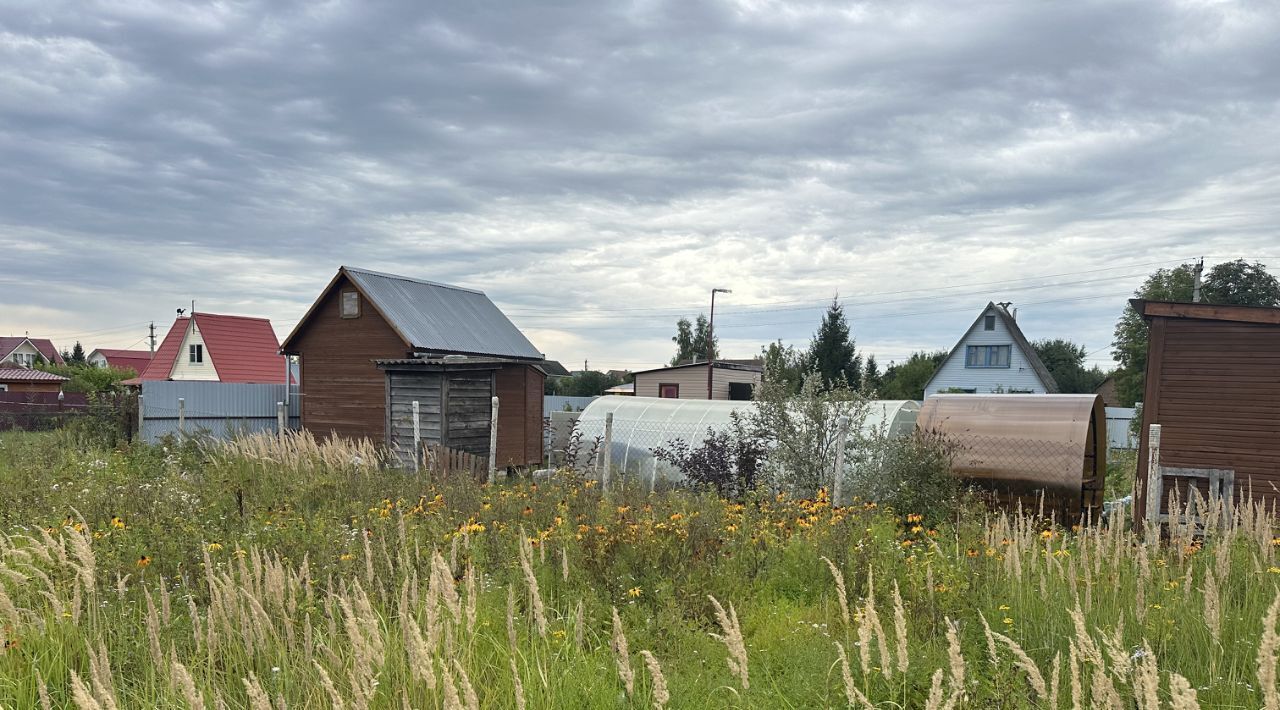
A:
423 443 487 481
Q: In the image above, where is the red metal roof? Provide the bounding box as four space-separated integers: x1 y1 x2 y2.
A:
0 367 70 382
90 348 153 374
135 314 289 384
0 337 65 364
194 313 288 383
137 318 188 381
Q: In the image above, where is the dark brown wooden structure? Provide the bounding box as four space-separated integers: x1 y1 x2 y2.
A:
1134 300 1280 517
378 358 544 468
281 266 546 467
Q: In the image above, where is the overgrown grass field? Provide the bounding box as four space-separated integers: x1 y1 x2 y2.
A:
0 430 1277 708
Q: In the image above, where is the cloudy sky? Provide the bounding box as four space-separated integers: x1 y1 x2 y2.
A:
3 0 1278 371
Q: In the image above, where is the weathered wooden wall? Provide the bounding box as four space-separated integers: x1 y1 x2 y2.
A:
1137 314 1280 513
386 371 442 465
287 274 412 442
444 371 496 456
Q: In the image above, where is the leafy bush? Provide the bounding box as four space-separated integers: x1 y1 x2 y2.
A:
743 370 867 495
652 419 767 499
850 428 959 519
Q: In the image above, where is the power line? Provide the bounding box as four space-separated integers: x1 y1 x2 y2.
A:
500 257 1195 318
508 268 1168 324
41 321 152 341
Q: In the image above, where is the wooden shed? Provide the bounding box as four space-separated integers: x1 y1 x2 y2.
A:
1134 300 1280 520
281 266 547 468
376 357 544 468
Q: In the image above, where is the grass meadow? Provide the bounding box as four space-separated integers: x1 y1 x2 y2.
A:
0 429 1278 708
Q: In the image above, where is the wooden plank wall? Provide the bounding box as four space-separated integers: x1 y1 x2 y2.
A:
386 371 443 466
289 274 411 442
443 372 494 457
1138 317 1280 513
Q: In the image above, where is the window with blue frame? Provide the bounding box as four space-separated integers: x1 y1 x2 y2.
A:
965 344 1010 368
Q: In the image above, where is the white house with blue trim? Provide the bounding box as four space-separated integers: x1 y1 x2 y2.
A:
922 303 1059 398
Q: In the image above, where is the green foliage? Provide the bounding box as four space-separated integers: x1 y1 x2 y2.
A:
860 354 881 394
1112 260 1280 406
851 428 960 519
670 313 716 366
745 370 865 494
1111 264 1195 406
545 370 625 397
805 298 861 390
1031 338 1107 394
878 350 947 400
759 339 804 394
1 431 1279 707
1202 259 1280 306
36 362 136 394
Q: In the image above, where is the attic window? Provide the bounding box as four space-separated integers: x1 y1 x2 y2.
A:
189 344 203 364
341 290 361 319
983 315 996 331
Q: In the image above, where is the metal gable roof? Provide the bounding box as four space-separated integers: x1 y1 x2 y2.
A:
341 266 543 361
925 302 1060 394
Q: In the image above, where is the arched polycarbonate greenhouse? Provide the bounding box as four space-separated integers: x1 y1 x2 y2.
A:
574 396 921 483
916 394 1107 520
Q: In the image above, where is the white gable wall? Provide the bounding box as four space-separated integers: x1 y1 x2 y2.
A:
2 340 44 367
87 351 109 368
169 320 220 381
923 306 1049 398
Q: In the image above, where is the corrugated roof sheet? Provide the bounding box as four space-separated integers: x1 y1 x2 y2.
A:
343 266 543 360
195 313 289 384
89 348 153 374
138 318 189 381
0 367 69 382
136 314 290 384
0 337 65 364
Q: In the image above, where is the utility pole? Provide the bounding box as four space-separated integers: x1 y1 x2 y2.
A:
1192 257 1204 303
707 288 731 399
148 322 156 354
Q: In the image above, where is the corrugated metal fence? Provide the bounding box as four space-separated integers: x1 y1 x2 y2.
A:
140 381 300 443
1105 407 1137 450
544 395 597 412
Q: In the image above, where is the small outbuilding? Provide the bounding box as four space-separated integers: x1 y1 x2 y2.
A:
631 361 762 400
1133 300 1280 520
281 266 546 468
916 394 1107 520
0 366 69 394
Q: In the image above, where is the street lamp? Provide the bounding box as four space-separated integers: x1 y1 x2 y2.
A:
708 288 731 399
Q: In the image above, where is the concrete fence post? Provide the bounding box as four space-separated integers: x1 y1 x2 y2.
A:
649 456 658 495
178 397 186 435
137 394 145 442
276 401 286 437
1145 423 1162 525
411 400 421 473
488 396 499 484
602 412 614 494
831 416 850 505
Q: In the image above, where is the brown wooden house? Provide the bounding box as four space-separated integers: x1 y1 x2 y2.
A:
1134 300 1280 519
281 266 546 468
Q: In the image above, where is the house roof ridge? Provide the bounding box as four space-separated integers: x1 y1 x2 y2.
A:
341 265 486 296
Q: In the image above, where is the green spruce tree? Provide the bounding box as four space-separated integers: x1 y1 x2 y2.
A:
805 298 861 390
